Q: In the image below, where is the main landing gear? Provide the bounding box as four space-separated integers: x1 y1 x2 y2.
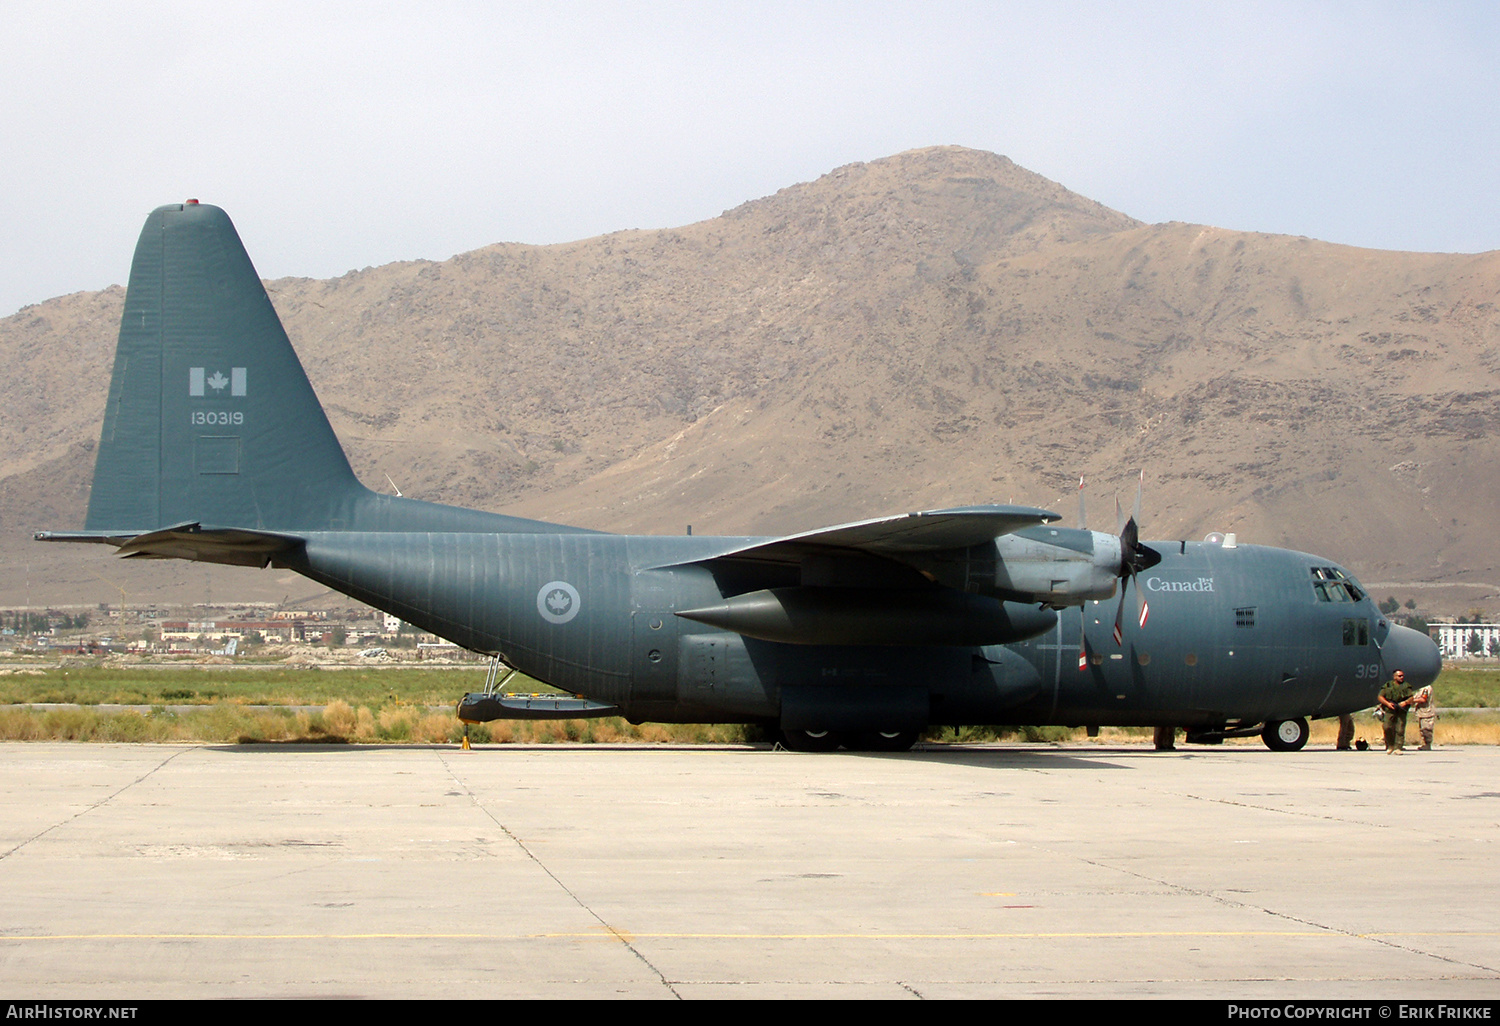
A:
774 728 921 753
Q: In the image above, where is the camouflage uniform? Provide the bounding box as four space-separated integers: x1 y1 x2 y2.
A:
1414 685 1437 750
1379 675 1414 753
1336 713 1355 750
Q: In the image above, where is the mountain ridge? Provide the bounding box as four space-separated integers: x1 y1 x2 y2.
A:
6 146 1498 613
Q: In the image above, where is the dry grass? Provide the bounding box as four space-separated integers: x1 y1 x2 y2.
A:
1305 711 1500 748
1 700 1496 747
0 702 750 745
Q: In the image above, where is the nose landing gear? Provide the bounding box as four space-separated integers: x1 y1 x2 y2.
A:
1261 717 1309 752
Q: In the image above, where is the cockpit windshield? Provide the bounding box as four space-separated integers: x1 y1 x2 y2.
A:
1310 566 1365 603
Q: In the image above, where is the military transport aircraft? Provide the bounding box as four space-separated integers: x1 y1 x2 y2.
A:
37 202 1440 751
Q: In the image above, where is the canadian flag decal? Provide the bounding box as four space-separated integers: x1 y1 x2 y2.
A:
189 367 247 397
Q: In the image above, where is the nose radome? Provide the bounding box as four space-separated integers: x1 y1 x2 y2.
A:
1383 624 1441 687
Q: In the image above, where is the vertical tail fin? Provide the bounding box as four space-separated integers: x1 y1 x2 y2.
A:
47 201 586 558
85 202 365 533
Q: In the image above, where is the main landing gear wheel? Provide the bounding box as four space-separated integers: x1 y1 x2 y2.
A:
780 729 843 752
849 730 920 752
1261 717 1309 752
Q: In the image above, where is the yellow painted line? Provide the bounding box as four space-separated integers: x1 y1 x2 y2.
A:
1 933 499 941
5 929 1498 942
539 931 1500 940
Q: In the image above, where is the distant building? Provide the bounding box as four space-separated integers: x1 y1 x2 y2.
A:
1431 622 1500 659
159 620 304 643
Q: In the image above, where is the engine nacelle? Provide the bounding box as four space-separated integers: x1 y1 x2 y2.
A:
905 527 1122 607
676 586 1058 646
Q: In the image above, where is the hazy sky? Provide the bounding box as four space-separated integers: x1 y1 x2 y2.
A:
4 1 1497 316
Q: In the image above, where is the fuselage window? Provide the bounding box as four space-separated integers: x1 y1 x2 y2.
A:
1342 618 1370 646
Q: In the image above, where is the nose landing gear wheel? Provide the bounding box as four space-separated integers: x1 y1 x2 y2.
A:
1261 717 1309 752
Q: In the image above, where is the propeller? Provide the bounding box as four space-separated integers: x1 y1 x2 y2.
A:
1111 471 1162 646
1075 472 1162 670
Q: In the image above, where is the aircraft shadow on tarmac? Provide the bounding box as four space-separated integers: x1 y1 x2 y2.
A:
207 739 1148 770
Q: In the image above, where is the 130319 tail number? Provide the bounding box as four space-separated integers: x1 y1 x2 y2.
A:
191 411 243 426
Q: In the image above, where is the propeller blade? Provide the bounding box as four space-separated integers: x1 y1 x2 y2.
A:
1078 610 1089 671
1077 476 1086 530
1113 564 1152 646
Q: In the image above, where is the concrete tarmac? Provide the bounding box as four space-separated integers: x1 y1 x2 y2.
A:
1 740 1497 999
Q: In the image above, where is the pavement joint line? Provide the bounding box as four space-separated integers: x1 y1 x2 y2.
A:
0 744 197 862
436 748 682 999
1056 840 1500 979
1177 788 1398 828
996 771 1492 971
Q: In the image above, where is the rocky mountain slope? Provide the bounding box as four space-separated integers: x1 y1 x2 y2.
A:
5 146 1498 612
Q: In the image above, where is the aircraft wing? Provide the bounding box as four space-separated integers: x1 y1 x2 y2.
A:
35 524 302 568
670 505 1059 567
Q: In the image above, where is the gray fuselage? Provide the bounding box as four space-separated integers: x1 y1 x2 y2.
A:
284 528 1418 734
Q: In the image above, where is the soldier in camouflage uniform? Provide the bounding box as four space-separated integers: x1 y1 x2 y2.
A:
1414 684 1437 750
1378 669 1415 754
1336 713 1355 750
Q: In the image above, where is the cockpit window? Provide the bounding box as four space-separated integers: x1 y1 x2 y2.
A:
1311 567 1365 603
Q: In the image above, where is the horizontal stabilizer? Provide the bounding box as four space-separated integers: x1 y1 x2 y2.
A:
36 523 301 568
